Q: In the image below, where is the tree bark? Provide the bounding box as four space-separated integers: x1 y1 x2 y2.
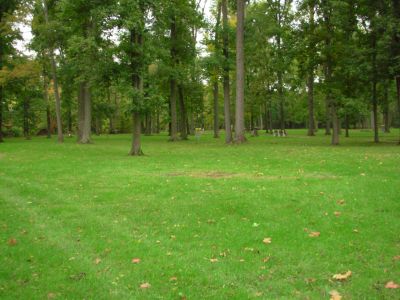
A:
235 0 246 143
77 82 91 144
383 81 390 133
43 1 63 143
345 114 350 138
169 16 179 141
222 0 232 143
178 85 188 140
307 72 315 136
43 72 51 138
23 97 31 140
397 76 400 144
372 33 379 143
129 28 144 156
213 81 219 138
0 85 3 143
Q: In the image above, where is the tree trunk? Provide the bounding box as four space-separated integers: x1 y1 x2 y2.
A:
169 17 179 141
372 33 379 143
222 0 232 144
383 81 390 133
307 72 315 136
213 81 219 138
397 76 400 144
178 85 188 140
235 0 246 144
129 28 144 156
77 82 91 144
43 1 63 143
0 85 3 143
42 69 51 138
23 97 30 140
345 115 350 137
325 97 331 135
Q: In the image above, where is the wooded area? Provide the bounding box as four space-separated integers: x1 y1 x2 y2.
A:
0 0 399 152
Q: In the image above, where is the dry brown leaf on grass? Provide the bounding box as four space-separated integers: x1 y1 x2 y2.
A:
140 282 151 289
95 258 101 265
385 281 399 289
263 237 272 244
393 255 400 261
8 238 17 246
210 258 218 263
333 271 352 281
334 211 341 217
131 258 141 264
309 232 320 238
329 290 342 300
169 277 178 282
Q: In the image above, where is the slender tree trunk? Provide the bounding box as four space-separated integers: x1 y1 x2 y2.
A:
325 97 331 135
222 0 232 143
213 81 219 138
0 85 3 143
43 1 63 143
397 76 400 144
178 85 188 140
307 72 315 136
235 0 246 143
383 82 390 133
44 76 51 138
23 97 30 140
169 17 178 141
129 28 144 155
372 34 379 143
77 82 91 144
345 115 350 137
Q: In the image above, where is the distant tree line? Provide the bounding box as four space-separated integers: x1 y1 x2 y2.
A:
0 0 399 151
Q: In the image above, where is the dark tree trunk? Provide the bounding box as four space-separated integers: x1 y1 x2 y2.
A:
325 97 331 135
42 69 51 138
235 0 246 144
222 0 232 144
213 3 221 138
397 76 400 144
345 115 350 138
178 85 188 140
383 82 390 133
307 72 315 136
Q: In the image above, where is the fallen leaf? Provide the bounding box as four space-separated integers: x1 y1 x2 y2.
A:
334 211 341 217
393 255 400 261
305 278 316 283
262 257 270 263
47 292 56 299
337 199 345 205
140 282 151 289
329 290 342 300
210 258 218 263
239 259 245 262
169 277 178 281
254 292 263 297
333 271 352 281
95 258 101 265
252 223 260 227
353 229 359 233
385 281 399 289
132 258 141 264
263 237 272 244
8 238 17 246
309 232 320 238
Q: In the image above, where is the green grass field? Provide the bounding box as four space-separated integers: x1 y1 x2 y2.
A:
1 130 399 299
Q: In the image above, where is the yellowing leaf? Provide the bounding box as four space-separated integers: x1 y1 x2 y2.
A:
140 282 151 289
329 290 342 300
309 232 320 238
210 258 218 263
333 271 352 281
263 237 272 244
95 258 101 265
132 258 141 264
385 281 399 289
334 211 341 217
169 277 178 281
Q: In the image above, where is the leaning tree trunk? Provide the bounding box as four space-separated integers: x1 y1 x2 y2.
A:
235 0 246 144
169 17 179 141
222 0 232 144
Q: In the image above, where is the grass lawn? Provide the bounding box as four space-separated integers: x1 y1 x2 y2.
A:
0 129 399 299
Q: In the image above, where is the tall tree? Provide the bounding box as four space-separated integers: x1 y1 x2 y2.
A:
235 0 246 143
222 0 232 143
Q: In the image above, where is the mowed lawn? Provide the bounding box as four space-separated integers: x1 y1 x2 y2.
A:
0 130 399 299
